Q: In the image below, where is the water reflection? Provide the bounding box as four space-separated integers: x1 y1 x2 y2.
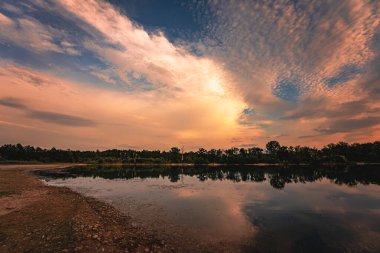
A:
40 164 380 189
40 165 380 253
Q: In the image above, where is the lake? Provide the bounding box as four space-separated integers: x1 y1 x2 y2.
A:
39 165 380 253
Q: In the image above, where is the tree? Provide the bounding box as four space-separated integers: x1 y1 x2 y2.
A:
225 147 239 157
266 141 281 155
197 148 207 157
248 147 263 155
1 141 379 164
239 148 247 156
169 147 181 162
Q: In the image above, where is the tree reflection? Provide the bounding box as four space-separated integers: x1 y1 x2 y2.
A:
38 165 380 190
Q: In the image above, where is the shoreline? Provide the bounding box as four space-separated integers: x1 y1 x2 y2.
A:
0 164 174 253
1 162 379 167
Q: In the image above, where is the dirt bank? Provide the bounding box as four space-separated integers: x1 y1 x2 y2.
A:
0 164 174 253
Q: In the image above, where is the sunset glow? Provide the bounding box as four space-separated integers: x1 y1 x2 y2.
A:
0 0 379 150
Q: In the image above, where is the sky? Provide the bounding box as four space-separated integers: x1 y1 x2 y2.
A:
0 0 379 150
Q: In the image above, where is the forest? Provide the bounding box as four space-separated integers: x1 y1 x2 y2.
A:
1 141 379 164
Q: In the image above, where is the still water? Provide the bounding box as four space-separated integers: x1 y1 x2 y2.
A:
40 165 380 253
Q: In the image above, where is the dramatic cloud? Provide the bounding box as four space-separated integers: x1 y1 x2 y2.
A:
0 60 246 149
0 0 379 149
196 0 380 146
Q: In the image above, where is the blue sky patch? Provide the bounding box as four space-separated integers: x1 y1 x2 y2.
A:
107 0 209 43
238 107 256 126
272 78 301 102
324 64 362 87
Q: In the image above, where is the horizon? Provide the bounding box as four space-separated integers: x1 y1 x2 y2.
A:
1 140 379 153
1 0 379 150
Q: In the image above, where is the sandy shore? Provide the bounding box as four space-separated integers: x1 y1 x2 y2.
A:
0 164 174 253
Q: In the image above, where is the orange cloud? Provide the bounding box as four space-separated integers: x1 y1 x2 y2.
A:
0 61 248 149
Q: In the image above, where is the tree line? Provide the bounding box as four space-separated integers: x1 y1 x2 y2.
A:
0 141 379 164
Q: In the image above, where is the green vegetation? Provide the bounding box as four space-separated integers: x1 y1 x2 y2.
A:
0 141 379 164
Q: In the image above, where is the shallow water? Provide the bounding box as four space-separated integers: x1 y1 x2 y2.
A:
41 165 380 252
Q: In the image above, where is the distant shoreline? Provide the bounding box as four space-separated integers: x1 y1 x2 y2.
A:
2 142 380 166
1 161 380 167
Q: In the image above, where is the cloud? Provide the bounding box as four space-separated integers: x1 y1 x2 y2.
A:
315 117 380 135
0 0 379 148
27 110 96 127
0 11 63 53
0 96 96 127
195 0 380 145
0 11 13 25
239 143 258 148
0 97 27 109
0 60 248 149
281 99 379 121
0 6 81 56
324 64 362 87
90 71 116 85
53 0 244 98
